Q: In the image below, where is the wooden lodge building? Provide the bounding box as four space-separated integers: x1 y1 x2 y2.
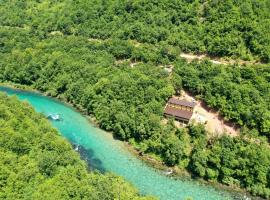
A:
164 97 196 123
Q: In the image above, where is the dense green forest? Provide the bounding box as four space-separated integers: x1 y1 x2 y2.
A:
174 61 270 136
0 93 155 200
1 30 270 198
0 0 269 62
0 0 270 199
166 123 270 198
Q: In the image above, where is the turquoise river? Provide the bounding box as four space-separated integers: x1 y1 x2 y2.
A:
0 87 245 200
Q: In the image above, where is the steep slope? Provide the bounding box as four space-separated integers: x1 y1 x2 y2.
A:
0 93 155 200
0 0 269 62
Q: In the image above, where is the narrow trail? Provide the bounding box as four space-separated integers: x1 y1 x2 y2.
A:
1 25 265 66
180 53 263 66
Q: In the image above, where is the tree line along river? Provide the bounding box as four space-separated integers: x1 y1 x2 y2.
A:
0 86 247 200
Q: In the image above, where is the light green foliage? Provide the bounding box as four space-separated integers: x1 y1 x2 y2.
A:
174 61 270 136
0 0 270 198
189 135 270 198
1 0 269 61
0 93 156 200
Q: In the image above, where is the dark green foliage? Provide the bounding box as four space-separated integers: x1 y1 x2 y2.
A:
0 93 155 200
0 0 270 198
0 35 175 143
0 0 269 61
0 27 270 198
189 135 270 198
174 61 270 136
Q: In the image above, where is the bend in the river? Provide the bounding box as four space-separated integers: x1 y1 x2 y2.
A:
0 86 244 200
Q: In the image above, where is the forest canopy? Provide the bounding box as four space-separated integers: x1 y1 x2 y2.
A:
0 93 155 200
0 0 269 62
0 30 270 198
0 0 270 199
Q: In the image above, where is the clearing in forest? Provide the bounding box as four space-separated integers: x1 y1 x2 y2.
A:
182 91 239 136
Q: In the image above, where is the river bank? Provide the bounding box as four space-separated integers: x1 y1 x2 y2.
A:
0 82 260 200
124 142 259 200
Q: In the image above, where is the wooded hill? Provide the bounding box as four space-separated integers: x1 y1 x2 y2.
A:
1 0 269 62
0 0 270 198
0 93 155 200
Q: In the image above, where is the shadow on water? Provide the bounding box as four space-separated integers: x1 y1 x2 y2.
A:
72 143 106 173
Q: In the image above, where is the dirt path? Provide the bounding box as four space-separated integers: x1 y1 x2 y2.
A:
180 53 262 66
114 59 142 68
0 25 29 30
86 38 263 66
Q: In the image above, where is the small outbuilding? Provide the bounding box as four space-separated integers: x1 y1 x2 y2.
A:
164 97 196 123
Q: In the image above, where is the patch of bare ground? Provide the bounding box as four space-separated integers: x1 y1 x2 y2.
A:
182 91 240 137
114 59 142 68
49 31 63 36
158 65 174 76
114 59 129 65
129 40 142 47
130 62 142 68
88 38 105 42
0 25 30 30
180 53 262 66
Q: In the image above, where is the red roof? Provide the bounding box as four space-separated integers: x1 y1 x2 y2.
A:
168 98 196 108
164 106 193 121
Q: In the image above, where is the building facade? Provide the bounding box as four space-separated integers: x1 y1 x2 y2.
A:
164 97 196 123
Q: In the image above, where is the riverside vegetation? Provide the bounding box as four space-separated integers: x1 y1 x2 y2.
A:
0 0 270 199
0 93 155 200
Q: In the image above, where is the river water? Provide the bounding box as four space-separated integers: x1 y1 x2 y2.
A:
0 86 242 200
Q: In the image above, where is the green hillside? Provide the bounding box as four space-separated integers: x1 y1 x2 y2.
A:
0 93 155 200
0 0 270 198
1 0 270 62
